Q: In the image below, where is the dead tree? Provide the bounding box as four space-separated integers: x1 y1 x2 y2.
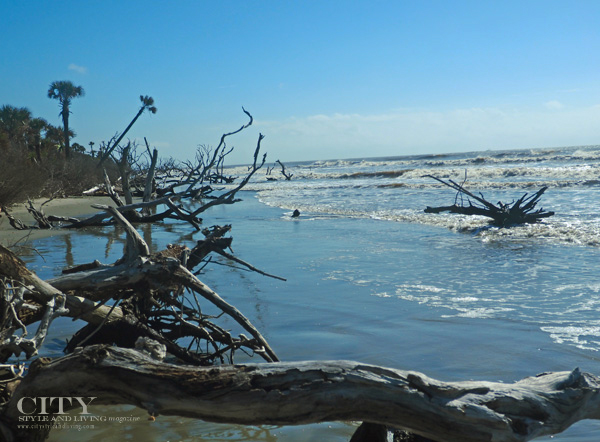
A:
150 110 253 195
116 143 134 205
276 159 293 180
0 207 279 367
142 138 158 204
186 225 286 281
177 107 254 196
101 167 125 207
97 95 157 168
209 145 235 183
424 175 554 227
24 200 52 229
3 126 266 232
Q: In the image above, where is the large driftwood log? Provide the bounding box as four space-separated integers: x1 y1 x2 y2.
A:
2 345 599 442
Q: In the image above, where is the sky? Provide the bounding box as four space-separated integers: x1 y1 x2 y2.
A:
2 0 600 164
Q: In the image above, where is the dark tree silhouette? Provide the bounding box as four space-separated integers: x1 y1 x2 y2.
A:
0 105 51 161
0 105 33 149
47 80 85 159
26 117 49 161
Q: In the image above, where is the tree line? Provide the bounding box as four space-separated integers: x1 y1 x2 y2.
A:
0 81 159 207
1 80 86 160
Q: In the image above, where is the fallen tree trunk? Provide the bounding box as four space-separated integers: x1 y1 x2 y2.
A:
2 345 599 442
424 175 555 227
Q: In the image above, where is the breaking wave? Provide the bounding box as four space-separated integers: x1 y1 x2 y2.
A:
226 145 600 247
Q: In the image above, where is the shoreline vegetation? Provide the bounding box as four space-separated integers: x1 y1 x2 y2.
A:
1 84 598 441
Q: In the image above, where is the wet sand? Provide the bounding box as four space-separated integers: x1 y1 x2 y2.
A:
0 196 118 245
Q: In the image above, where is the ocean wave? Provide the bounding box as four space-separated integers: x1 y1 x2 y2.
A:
338 169 413 179
224 145 600 178
235 145 600 248
257 189 600 247
242 170 600 192
236 161 600 189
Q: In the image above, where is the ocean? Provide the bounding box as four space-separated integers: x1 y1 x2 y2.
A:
17 145 600 440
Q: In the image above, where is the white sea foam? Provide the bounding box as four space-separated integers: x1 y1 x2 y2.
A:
223 146 600 251
541 325 600 351
442 306 516 319
245 154 600 246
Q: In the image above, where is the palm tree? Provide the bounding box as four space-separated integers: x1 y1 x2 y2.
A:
97 95 157 166
43 124 67 155
25 117 49 161
0 105 33 150
47 80 85 159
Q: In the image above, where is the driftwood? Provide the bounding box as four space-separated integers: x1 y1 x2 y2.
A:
1 345 599 442
0 207 27 231
180 107 254 196
142 139 158 206
424 175 554 227
3 122 592 440
4 109 264 233
102 167 125 207
0 202 281 367
3 194 201 231
275 159 293 180
185 225 286 281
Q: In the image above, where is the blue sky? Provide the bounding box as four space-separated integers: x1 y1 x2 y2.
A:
2 1 600 164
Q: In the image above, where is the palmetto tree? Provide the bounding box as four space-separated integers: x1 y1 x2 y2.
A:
0 105 53 160
47 80 85 159
97 95 157 166
0 105 33 149
44 124 68 154
25 117 49 161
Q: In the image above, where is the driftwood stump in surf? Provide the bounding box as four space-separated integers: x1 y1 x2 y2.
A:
424 174 555 227
276 159 293 180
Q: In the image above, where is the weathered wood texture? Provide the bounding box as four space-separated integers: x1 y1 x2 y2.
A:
3 345 600 442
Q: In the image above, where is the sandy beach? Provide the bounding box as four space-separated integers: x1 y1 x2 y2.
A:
0 196 119 245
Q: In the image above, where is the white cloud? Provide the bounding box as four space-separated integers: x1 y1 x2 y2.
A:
544 100 564 110
68 63 88 74
254 105 600 161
